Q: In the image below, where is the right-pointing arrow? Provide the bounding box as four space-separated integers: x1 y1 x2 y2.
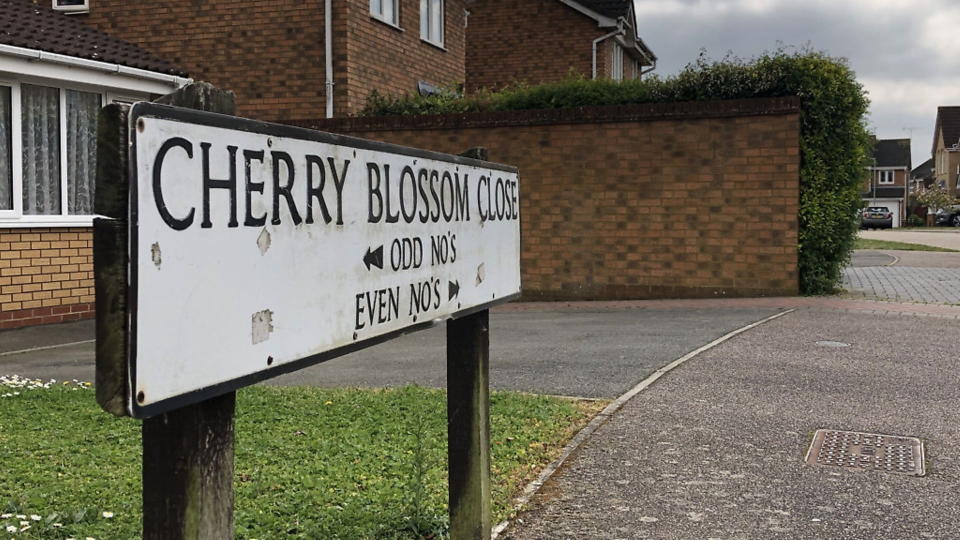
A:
448 279 460 301
363 245 383 271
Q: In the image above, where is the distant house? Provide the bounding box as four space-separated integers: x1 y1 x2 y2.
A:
0 0 187 328
465 0 657 92
910 157 934 194
863 138 911 227
931 106 960 196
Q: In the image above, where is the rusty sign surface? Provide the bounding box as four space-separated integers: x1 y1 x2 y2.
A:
126 103 520 417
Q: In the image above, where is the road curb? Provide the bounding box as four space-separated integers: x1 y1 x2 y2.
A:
492 308 797 538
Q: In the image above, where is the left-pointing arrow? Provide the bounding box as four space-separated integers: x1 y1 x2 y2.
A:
363 245 384 270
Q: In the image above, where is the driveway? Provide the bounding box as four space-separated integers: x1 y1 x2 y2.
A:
0 306 781 399
844 246 960 304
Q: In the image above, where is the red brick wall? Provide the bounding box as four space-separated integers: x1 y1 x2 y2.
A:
295 98 801 300
344 0 467 114
0 228 95 329
82 0 466 119
466 0 610 92
82 1 330 121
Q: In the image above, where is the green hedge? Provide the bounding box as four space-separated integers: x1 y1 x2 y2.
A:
361 51 872 295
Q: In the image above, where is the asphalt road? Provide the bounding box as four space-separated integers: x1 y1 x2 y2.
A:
0 307 781 399
504 308 960 539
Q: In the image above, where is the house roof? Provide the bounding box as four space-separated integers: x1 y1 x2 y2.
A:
559 0 657 64
575 0 632 19
911 157 934 180
0 0 185 76
933 106 960 154
872 138 911 168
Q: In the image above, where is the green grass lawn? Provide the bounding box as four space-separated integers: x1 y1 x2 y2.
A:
854 238 958 252
0 379 602 539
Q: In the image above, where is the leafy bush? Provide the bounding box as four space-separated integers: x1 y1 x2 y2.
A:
906 215 925 227
361 49 872 295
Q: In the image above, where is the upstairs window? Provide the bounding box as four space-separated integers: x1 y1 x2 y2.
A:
611 43 624 81
877 170 894 185
420 0 444 47
370 0 399 26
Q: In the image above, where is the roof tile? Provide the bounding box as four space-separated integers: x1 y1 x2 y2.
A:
0 0 185 76
575 0 632 19
872 138 911 168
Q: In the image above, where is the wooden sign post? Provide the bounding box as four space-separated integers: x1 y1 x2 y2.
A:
94 83 519 539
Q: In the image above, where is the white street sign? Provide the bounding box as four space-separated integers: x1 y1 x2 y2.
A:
127 103 520 417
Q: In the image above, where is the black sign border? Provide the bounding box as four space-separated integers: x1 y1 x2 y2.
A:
127 102 521 419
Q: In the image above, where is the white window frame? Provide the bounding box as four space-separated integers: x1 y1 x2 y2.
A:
876 169 895 185
51 0 90 14
0 76 152 227
0 81 22 220
420 0 445 48
370 0 401 28
611 43 624 81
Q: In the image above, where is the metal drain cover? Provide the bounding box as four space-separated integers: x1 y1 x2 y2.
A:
805 429 925 476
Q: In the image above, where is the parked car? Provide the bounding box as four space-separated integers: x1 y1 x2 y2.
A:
860 207 893 229
934 205 960 227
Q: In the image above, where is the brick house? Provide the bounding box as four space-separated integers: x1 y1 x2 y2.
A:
931 106 960 197
80 0 468 120
465 0 656 92
862 138 911 227
0 0 188 328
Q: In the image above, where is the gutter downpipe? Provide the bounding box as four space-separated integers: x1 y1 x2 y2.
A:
592 25 623 79
640 59 657 76
325 0 334 118
0 43 190 87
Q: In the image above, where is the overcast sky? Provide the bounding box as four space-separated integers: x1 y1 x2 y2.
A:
635 0 960 168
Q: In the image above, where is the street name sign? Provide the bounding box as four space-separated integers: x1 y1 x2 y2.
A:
121 102 520 418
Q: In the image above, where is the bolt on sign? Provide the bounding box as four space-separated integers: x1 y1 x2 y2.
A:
107 102 520 418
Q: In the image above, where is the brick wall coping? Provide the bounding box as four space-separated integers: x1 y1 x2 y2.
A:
290 96 802 133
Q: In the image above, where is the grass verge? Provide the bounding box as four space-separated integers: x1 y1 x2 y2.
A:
854 238 958 252
0 379 603 539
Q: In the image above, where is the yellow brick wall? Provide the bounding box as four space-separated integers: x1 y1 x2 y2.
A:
0 228 95 329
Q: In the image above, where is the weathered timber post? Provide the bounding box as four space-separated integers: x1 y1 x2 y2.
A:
142 83 237 540
95 82 239 539
447 147 492 540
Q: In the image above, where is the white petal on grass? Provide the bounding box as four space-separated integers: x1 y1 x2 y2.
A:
5 525 16 533
101 511 114 519
29 515 40 521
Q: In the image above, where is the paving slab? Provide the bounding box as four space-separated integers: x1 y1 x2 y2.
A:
843 266 960 304
503 309 960 539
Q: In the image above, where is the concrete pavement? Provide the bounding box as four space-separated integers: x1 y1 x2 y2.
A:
503 306 960 539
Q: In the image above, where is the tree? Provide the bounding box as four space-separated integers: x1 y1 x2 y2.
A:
915 184 957 213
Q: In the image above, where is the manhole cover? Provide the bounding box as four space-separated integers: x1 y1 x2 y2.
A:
805 429 925 476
